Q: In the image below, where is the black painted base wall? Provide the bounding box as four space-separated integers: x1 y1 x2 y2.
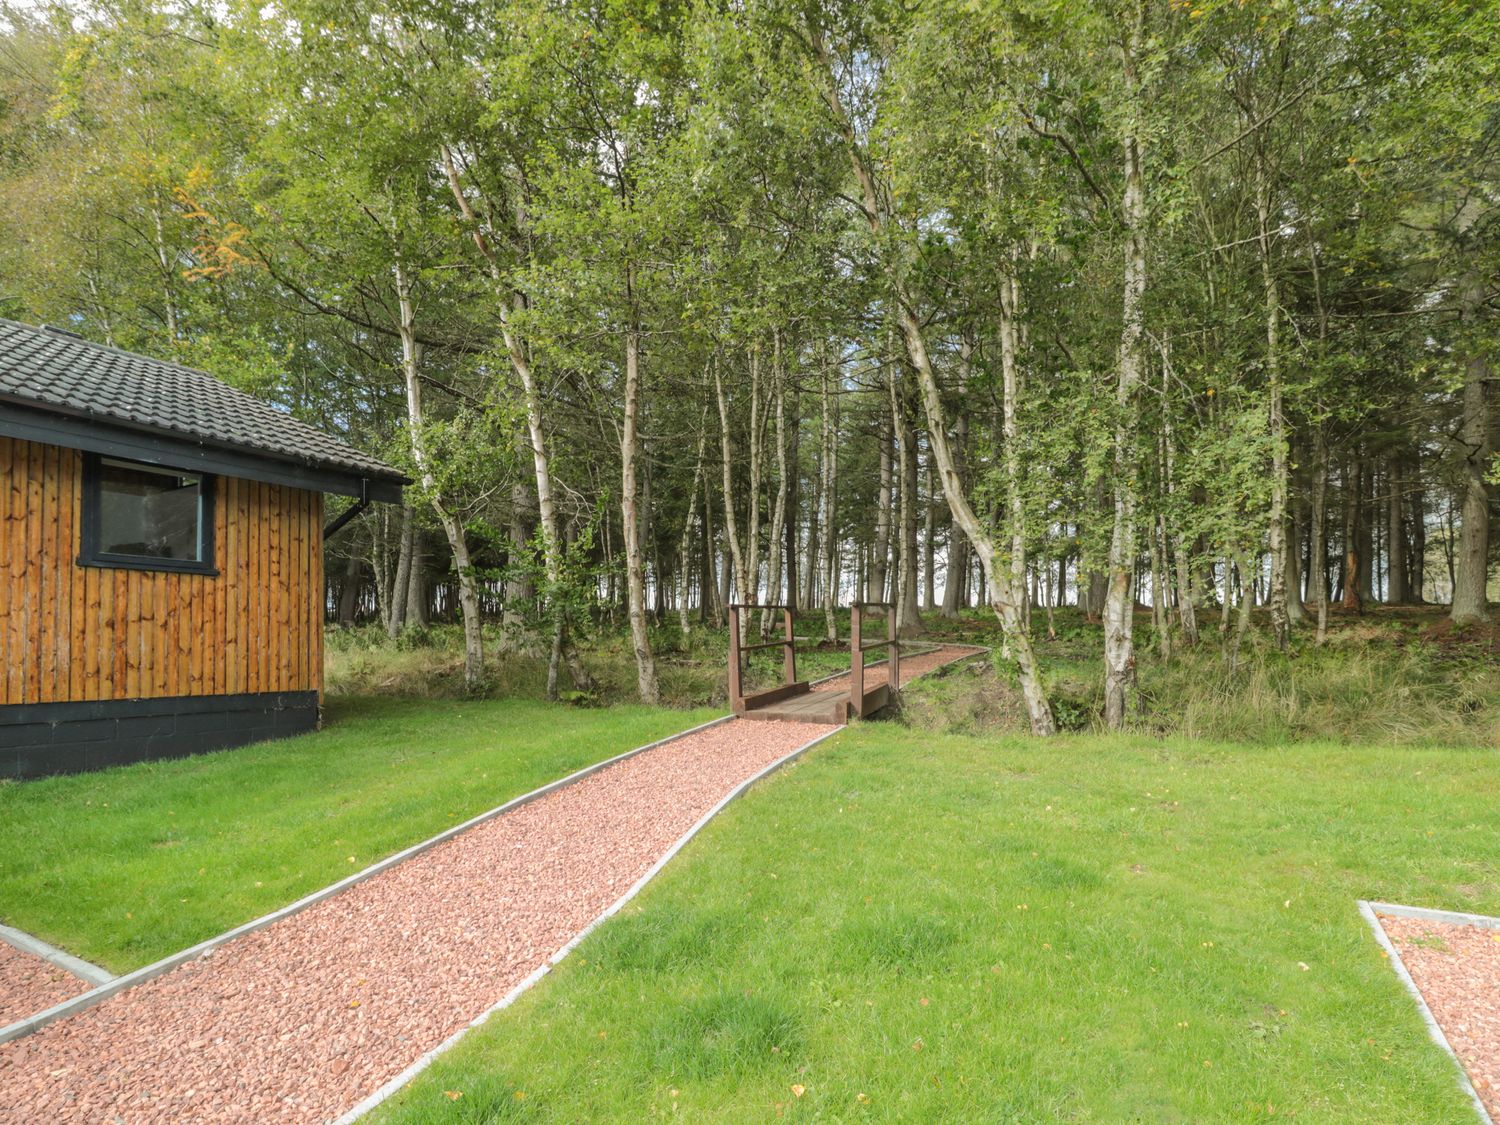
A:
0 692 320 779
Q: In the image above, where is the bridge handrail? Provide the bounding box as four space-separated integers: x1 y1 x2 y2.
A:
850 602 901 719
726 603 798 713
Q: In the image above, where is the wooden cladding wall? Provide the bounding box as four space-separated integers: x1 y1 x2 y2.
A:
0 437 324 706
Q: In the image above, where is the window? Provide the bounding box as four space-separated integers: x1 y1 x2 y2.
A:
80 454 216 574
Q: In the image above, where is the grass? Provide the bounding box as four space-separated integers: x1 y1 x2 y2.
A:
372 722 1499 1124
911 604 1500 746
0 697 716 973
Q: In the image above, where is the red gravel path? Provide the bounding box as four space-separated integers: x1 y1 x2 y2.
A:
1380 913 1500 1118
810 643 986 696
0 943 91 1027
0 717 834 1124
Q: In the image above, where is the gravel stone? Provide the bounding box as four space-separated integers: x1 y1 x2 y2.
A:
0 718 833 1124
1379 912 1500 1119
0 943 91 1027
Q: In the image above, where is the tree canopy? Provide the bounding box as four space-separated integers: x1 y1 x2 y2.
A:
1 0 1495 726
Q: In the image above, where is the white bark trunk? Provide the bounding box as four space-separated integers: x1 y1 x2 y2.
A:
394 256 483 688
808 24 1054 733
1452 276 1492 625
1103 2 1147 730
621 301 659 703
1256 138 1291 649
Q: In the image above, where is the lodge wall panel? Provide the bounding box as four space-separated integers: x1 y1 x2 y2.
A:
0 437 324 706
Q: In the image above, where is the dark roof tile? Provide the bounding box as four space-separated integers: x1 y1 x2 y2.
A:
0 319 403 483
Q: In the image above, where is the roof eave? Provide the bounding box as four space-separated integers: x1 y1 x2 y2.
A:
0 400 406 502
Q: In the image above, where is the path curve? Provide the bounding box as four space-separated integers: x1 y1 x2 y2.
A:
0 718 833 1124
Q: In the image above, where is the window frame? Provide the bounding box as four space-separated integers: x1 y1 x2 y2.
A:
78 452 218 575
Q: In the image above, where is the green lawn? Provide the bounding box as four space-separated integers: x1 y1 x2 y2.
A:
0 698 716 973
374 723 1497 1124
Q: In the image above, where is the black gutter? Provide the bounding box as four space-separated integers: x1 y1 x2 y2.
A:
322 479 372 540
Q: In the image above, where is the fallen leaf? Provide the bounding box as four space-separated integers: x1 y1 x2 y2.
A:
791 1084 806 1097
443 1091 463 1101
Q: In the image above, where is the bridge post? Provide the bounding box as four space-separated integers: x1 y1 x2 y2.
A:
888 605 900 697
850 604 865 719
728 605 743 712
782 608 797 685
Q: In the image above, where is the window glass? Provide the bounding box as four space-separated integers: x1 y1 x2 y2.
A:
97 458 205 562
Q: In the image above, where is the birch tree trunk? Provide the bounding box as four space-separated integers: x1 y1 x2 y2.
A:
893 366 924 635
1312 427 1330 643
1255 134 1291 649
393 256 483 688
621 293 660 703
747 346 764 611
868 406 893 606
713 354 751 633
502 430 538 652
941 340 973 620
1451 275 1492 625
809 24 1054 733
1386 452 1409 604
1343 459 1364 613
923 458 936 610
1160 343 1198 645
150 185 180 340
1103 1 1148 730
998 262 1030 641
1153 510 1172 660
820 352 839 643
762 339 789 638
678 408 708 637
439 148 590 697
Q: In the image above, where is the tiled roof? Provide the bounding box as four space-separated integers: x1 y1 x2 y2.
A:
0 319 404 483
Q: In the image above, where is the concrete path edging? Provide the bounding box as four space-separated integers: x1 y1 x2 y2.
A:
0 713 735 1046
332 721 847 1124
1358 900 1493 1124
0 922 114 988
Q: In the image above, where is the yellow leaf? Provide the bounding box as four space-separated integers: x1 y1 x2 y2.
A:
791 1084 806 1097
443 1091 463 1101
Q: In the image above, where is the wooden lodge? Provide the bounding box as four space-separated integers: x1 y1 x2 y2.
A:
0 320 406 779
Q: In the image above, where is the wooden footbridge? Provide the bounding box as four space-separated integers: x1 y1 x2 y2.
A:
728 603 900 725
